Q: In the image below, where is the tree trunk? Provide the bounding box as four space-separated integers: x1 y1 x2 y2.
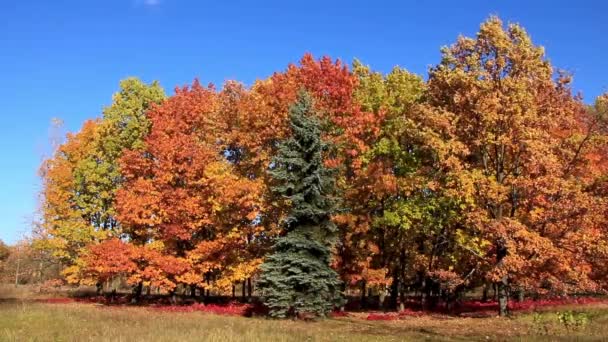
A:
517 288 525 302
497 278 508 316
131 282 143 304
420 278 427 311
241 280 246 301
14 249 21 287
379 285 386 310
360 281 367 310
232 285 236 299
389 276 399 311
398 283 406 312
496 238 509 316
482 283 489 302
247 277 252 300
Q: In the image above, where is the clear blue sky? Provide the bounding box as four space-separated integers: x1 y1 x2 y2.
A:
0 1 606 244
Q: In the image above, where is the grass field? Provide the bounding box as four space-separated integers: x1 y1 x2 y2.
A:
2 286 608 341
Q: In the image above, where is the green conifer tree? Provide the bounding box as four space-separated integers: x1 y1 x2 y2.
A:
257 91 344 318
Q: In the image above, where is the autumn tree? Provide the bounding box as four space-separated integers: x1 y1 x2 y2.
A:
37 78 165 285
425 16 601 315
257 91 343 318
74 78 165 231
0 240 9 274
32 27 608 315
0 239 61 285
114 80 262 297
583 93 608 288
38 119 104 276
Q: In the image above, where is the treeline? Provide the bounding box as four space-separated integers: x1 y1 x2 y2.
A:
36 17 608 317
0 239 60 286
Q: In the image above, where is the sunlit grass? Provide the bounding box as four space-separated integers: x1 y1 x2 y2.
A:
2 285 608 341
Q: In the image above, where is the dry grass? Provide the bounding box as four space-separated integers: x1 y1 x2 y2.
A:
2 285 608 341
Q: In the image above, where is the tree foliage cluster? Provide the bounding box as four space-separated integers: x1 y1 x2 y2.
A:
36 17 608 317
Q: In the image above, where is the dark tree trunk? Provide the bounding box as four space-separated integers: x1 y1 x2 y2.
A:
131 282 143 304
247 277 252 300
360 281 367 310
398 284 406 313
420 278 427 311
389 276 399 311
517 288 525 302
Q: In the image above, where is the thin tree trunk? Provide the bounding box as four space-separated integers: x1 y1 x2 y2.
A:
14 247 21 287
482 283 489 302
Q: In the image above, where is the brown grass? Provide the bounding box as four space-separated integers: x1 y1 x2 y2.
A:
2 285 608 341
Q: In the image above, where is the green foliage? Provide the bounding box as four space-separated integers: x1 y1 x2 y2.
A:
257 91 344 318
533 310 590 335
101 77 166 156
73 78 165 230
557 311 589 332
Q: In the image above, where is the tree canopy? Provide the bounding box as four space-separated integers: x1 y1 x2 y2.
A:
35 17 608 317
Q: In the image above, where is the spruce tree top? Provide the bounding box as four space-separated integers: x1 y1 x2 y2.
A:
270 90 337 236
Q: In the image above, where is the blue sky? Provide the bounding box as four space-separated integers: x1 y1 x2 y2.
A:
0 0 606 244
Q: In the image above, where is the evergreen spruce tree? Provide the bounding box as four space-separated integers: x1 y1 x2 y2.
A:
257 91 344 318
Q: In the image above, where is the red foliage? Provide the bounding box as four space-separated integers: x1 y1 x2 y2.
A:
365 297 608 319
453 297 607 315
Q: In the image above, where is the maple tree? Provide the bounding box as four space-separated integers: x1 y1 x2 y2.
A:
114 80 263 297
423 16 604 315
37 78 165 285
38 119 104 273
76 77 166 231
